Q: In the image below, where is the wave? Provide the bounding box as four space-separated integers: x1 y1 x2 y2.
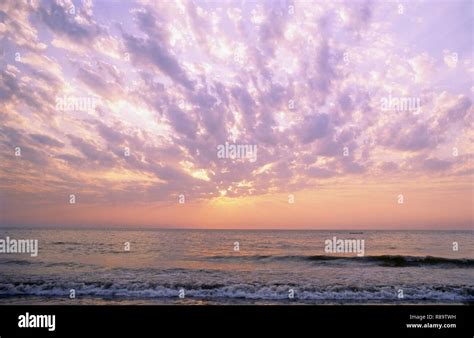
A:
0 259 36 266
0 259 94 269
0 281 472 303
362 255 474 267
208 254 474 267
51 241 82 245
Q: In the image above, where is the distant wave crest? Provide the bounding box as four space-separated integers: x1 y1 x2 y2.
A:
208 254 474 267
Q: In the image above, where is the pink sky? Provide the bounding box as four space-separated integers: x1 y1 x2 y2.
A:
0 0 473 229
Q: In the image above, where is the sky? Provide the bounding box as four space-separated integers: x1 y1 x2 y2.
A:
0 0 473 229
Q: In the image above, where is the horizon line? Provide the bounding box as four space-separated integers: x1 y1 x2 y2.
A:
0 225 472 231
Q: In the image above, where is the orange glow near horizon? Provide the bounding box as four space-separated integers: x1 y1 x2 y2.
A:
2 177 472 229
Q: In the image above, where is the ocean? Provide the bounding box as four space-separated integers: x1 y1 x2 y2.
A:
0 228 472 305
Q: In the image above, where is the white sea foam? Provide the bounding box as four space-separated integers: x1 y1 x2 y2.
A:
0 282 472 303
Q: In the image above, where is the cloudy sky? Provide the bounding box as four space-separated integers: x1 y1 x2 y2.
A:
0 0 472 229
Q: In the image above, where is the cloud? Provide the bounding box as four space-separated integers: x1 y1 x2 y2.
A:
0 68 20 101
437 95 472 125
307 166 336 178
67 135 116 168
0 0 472 216
378 121 437 151
122 8 195 90
299 113 331 144
77 65 122 98
443 50 458 69
379 161 398 172
422 158 453 172
37 1 101 44
29 133 64 147
166 106 198 139
55 153 85 166
408 53 436 84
